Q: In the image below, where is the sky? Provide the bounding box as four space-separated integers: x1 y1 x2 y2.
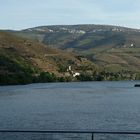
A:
0 0 140 30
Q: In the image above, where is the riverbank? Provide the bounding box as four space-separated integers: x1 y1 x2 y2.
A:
1 70 140 86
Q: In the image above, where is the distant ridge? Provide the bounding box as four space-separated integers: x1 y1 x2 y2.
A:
8 24 140 73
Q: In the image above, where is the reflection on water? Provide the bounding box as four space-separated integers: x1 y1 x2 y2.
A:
0 81 140 139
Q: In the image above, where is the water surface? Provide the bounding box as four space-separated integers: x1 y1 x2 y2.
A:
0 81 140 139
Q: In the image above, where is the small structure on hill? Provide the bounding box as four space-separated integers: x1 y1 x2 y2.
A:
67 65 80 77
73 72 80 77
130 43 134 47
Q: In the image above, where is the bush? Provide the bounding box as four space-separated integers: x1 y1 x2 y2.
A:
38 72 57 82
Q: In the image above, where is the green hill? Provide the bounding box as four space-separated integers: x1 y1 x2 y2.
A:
0 31 96 85
10 24 140 73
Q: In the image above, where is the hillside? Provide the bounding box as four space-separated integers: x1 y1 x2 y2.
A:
10 24 140 73
0 31 96 85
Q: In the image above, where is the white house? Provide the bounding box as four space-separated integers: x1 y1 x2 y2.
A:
130 43 134 47
73 72 80 77
67 66 72 71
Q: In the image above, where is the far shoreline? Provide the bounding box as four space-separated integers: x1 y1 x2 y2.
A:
0 80 139 87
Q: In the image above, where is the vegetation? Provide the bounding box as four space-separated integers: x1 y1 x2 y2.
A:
0 54 139 85
12 24 140 73
0 54 74 85
76 71 138 82
0 31 95 85
1 25 140 85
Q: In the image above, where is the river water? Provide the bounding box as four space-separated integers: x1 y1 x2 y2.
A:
0 81 140 140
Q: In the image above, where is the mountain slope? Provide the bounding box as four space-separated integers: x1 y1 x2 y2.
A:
0 31 96 84
10 24 140 73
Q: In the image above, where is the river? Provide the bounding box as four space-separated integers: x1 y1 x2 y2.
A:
0 81 140 140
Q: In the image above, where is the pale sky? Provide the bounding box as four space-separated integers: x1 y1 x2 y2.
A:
0 0 140 30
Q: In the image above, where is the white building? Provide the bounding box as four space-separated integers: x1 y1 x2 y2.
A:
67 66 72 71
73 72 80 77
130 43 134 47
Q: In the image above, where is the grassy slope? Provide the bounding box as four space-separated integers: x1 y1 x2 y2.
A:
0 31 96 76
8 24 140 73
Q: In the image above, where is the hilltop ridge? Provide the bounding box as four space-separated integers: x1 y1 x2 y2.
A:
10 24 140 72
